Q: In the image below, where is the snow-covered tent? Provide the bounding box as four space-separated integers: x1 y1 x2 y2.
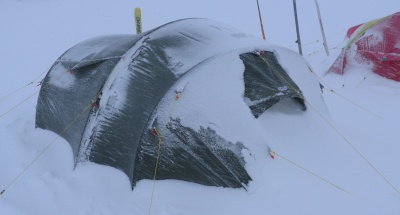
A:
327 12 400 81
35 18 322 189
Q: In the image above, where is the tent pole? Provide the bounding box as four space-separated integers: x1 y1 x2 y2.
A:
314 0 329 56
292 0 303 55
256 0 266 40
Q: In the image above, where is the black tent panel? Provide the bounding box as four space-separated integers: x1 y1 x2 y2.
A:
87 42 178 183
133 118 251 188
36 35 139 159
240 51 306 118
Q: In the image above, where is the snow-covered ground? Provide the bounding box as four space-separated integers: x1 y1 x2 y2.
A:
1 0 400 214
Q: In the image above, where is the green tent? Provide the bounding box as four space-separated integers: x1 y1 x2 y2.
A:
36 18 305 189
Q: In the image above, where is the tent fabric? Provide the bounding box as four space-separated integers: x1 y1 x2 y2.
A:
36 18 306 189
133 118 251 188
240 52 305 118
327 12 400 81
36 35 139 159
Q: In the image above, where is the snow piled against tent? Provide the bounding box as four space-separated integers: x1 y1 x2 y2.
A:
1 0 400 215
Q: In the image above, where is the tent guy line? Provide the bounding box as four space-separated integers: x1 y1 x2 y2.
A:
0 95 95 197
270 151 349 193
0 90 39 121
0 82 37 103
258 52 400 196
148 91 181 215
0 73 107 197
0 69 71 121
0 67 48 103
308 67 382 119
324 88 381 119
301 27 347 47
307 101 400 196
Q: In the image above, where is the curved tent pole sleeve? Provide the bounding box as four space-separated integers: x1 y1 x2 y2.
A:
345 14 392 48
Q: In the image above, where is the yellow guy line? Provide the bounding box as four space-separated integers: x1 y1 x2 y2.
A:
148 92 180 215
0 82 105 196
0 68 47 103
270 151 349 193
0 69 70 121
259 54 400 196
308 68 382 119
305 101 400 195
0 102 93 196
0 82 35 103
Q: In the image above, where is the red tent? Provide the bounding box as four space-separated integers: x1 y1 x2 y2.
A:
327 12 400 81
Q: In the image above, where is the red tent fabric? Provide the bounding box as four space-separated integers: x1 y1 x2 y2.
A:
327 12 400 81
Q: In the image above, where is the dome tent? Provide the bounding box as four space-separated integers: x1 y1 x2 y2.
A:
327 12 400 81
36 18 318 189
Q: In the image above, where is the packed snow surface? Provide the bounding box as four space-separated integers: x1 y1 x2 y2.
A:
1 0 400 215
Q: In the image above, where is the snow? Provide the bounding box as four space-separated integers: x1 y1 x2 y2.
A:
47 64 76 89
1 0 400 215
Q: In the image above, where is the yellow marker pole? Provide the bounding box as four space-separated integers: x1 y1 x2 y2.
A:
134 7 142 34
